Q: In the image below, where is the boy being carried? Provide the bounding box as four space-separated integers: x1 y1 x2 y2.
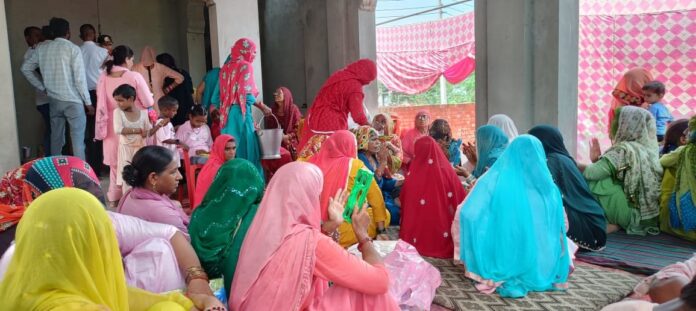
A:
643 81 673 142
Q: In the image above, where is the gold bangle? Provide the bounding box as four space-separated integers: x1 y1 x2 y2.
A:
185 266 209 284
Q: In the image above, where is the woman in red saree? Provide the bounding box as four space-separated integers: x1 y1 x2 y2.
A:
400 110 431 173
297 59 376 160
261 87 303 179
0 160 36 255
607 68 654 135
193 134 236 210
399 136 466 258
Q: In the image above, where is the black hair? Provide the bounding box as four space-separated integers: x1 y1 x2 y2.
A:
97 34 112 45
41 25 54 40
24 26 40 37
79 24 95 37
642 80 666 95
189 105 207 117
158 96 179 110
155 53 177 69
681 277 696 309
104 45 133 74
49 17 70 38
112 84 136 100
429 119 452 141
122 146 174 188
661 119 689 155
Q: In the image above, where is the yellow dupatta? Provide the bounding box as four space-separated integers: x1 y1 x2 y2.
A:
0 188 192 311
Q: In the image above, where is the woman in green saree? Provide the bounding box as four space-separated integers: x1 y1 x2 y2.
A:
188 158 265 296
659 116 696 241
583 106 662 235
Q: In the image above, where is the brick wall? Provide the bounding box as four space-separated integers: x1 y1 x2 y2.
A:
379 103 476 142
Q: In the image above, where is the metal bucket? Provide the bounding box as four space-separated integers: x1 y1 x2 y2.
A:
256 114 283 159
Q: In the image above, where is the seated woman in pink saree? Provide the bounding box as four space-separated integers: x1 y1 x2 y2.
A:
400 110 431 173
118 146 189 234
230 162 398 311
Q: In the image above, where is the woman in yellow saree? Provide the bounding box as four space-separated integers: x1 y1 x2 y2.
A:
0 188 215 311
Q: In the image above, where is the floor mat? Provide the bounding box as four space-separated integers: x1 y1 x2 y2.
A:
426 259 641 311
576 231 696 275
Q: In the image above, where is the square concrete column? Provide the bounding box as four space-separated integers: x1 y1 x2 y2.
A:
0 2 20 172
475 0 579 155
325 0 379 115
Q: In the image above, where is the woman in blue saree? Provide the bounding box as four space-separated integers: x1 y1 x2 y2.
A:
457 135 571 298
214 38 271 177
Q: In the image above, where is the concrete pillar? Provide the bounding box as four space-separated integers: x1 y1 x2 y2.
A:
209 0 263 98
0 2 20 172
475 0 579 155
358 8 378 116
302 0 329 110
324 0 378 116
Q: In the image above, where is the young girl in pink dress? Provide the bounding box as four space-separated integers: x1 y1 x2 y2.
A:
176 105 212 164
112 84 163 195
96 45 154 206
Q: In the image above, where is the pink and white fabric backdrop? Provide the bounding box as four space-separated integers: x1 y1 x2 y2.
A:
376 13 475 95
377 0 696 160
577 0 696 161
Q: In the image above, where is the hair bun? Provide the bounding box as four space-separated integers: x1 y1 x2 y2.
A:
121 165 139 187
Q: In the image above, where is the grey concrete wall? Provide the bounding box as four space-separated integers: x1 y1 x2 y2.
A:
475 0 579 155
0 1 20 172
261 0 377 114
209 0 263 99
5 0 205 158
302 0 330 110
185 0 206 85
259 0 307 108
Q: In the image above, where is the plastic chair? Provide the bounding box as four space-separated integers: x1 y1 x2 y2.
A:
182 149 205 209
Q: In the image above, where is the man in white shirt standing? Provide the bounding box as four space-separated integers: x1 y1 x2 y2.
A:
21 17 93 160
22 26 52 156
80 23 108 175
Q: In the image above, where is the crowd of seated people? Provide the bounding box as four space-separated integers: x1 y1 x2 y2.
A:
4 17 694 309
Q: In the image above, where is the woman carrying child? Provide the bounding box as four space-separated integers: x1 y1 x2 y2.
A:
96 45 154 206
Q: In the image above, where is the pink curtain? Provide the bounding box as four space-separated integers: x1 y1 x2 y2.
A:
376 13 475 95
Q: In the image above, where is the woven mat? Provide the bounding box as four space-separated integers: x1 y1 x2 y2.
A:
426 258 642 311
576 231 696 275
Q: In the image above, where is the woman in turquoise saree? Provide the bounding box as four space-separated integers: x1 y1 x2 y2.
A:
215 38 272 177
188 158 265 296
458 135 571 298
